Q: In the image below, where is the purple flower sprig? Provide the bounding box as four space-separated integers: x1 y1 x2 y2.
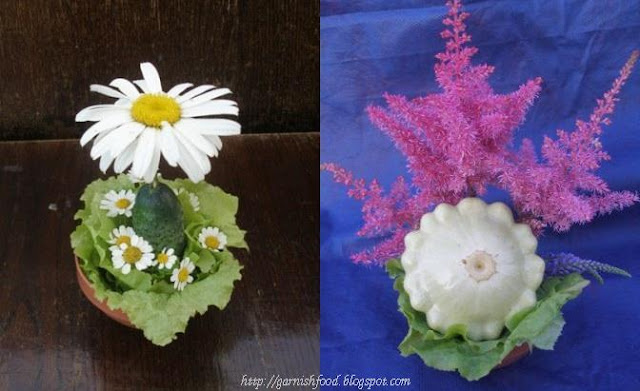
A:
545 252 631 284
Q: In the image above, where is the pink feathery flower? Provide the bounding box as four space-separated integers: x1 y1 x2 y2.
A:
322 0 638 264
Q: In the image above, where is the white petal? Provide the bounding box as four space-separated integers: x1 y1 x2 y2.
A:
176 158 204 182
90 131 117 159
173 121 217 157
122 264 131 274
90 84 127 99
114 141 137 173
181 100 239 117
76 104 129 122
133 79 149 93
143 140 161 183
175 85 216 103
114 98 131 107
110 78 141 100
173 130 210 173
131 130 158 181
180 88 232 108
207 135 223 150
104 191 118 200
177 118 240 136
109 123 145 157
173 139 205 182
112 257 125 268
79 112 133 146
167 83 193 97
140 63 162 93
99 151 116 173
90 122 145 159
159 124 180 166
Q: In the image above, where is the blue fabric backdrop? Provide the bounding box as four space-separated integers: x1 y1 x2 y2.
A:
320 1 640 389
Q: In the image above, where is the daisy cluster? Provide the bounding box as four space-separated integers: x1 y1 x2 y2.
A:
100 189 227 291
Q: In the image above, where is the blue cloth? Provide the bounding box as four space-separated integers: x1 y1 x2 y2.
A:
320 1 640 389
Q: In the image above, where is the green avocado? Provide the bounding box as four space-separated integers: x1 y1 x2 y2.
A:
132 183 186 256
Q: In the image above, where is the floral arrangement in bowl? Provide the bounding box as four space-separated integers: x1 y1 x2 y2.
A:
70 63 247 346
323 0 636 381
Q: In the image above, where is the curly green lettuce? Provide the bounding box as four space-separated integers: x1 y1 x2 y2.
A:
71 175 245 346
386 259 589 381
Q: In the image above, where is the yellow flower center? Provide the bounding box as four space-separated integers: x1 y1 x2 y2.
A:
123 246 142 264
115 235 131 247
115 198 131 209
205 236 220 249
178 268 190 282
131 94 181 128
157 253 169 265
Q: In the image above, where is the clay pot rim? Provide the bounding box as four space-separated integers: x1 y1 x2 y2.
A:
497 343 531 369
74 256 135 328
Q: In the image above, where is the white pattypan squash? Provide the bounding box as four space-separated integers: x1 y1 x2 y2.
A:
401 198 545 341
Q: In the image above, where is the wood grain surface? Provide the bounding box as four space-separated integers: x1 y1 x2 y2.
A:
0 1 319 139
0 133 319 390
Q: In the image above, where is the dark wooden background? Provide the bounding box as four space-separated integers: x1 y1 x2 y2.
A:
0 0 319 140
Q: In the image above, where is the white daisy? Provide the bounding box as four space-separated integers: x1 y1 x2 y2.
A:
110 234 155 274
155 247 178 270
108 225 137 250
170 258 195 291
76 62 241 183
198 226 227 251
100 190 136 217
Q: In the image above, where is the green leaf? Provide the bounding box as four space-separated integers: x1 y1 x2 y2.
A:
388 262 589 381
70 224 95 263
168 179 248 250
172 179 238 224
528 314 565 350
194 248 217 273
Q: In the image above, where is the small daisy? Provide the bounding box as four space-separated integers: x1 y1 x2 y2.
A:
111 234 155 274
170 258 195 291
108 225 137 250
76 62 241 183
198 226 227 251
100 189 136 217
155 247 178 270
188 192 201 212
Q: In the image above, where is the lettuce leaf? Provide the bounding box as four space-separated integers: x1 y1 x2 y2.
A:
89 253 242 346
387 259 588 381
165 178 248 249
71 175 245 346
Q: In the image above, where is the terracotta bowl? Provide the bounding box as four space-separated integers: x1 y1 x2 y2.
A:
496 343 531 368
75 256 135 328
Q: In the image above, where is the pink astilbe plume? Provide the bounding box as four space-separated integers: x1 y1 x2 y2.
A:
501 51 639 232
322 0 638 264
